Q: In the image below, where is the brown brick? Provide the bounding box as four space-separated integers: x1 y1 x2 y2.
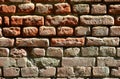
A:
10 48 27 58
111 67 120 77
47 47 63 57
36 3 53 14
92 26 109 36
3 67 20 77
3 27 20 36
34 0 65 3
74 67 91 77
39 26 56 36
0 38 14 47
23 27 38 37
54 3 71 14
23 15 44 26
110 26 120 36
0 17 2 25
18 78 50 79
93 67 109 77
18 3 35 13
21 67 38 77
0 48 9 57
0 28 2 37
73 4 89 14
0 0 4 2
104 0 120 2
16 38 49 47
80 15 114 25
62 57 95 67
39 67 56 77
57 67 75 77
16 58 28 67
46 15 78 26
117 48 120 57
4 16 9 26
8 0 31 2
11 16 23 26
0 5 16 13
91 4 106 14
51 38 85 46
69 0 101 3
109 5 120 14
30 48 45 57
57 27 73 36
75 26 90 36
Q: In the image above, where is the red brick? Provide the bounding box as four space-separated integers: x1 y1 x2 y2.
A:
109 5 120 14
51 38 85 46
11 16 23 26
111 67 120 77
4 16 9 26
34 0 65 3
3 27 20 36
18 3 35 13
0 5 16 13
39 26 56 36
0 38 14 47
0 17 2 25
0 48 9 57
23 27 38 37
0 0 4 2
46 15 78 26
110 26 120 36
54 3 71 14
16 58 28 67
57 27 73 36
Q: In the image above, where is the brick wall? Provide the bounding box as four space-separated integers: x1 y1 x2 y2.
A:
0 0 120 79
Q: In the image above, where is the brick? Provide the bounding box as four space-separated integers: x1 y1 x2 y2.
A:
110 26 120 36
18 78 50 79
93 67 109 77
111 67 120 77
0 0 4 2
34 0 65 3
18 3 35 13
39 67 56 77
46 15 78 26
51 38 85 46
81 47 98 56
0 5 16 14
91 4 106 14
92 26 108 36
109 5 120 14
21 67 38 77
57 27 73 36
74 67 91 77
16 38 49 47
30 48 45 57
73 4 89 14
117 48 120 57
0 28 2 37
8 0 31 2
104 0 120 2
0 48 9 57
0 68 2 76
23 15 44 26
62 57 95 67
80 15 114 25
3 27 20 36
3 67 20 77
16 58 28 67
54 3 71 14
86 37 119 46
0 38 14 47
0 17 2 25
11 16 23 26
23 27 38 37
64 47 80 57
4 16 9 26
39 26 56 36
33 57 60 67
69 0 101 3
10 48 27 58
57 67 75 77
100 47 116 56
36 3 53 14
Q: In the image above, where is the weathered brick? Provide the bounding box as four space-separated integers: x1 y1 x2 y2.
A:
110 26 120 36
34 0 65 3
109 5 120 14
46 15 78 26
0 38 14 47
18 78 50 79
11 16 23 26
51 38 85 46
23 27 38 37
57 67 75 77
0 48 9 57
47 47 63 57
8 0 31 2
69 0 101 3
104 0 120 2
3 27 20 36
81 47 98 56
54 3 71 14
73 4 89 14
93 67 109 77
62 57 95 67
91 4 106 14
4 16 9 26
39 67 56 77
0 0 4 2
16 38 49 47
100 46 116 56
117 48 120 57
30 48 45 57
111 67 120 77
18 3 35 13
39 26 56 36
3 67 20 77
0 28 2 37
0 17 2 25
21 67 38 77
92 26 108 36
57 27 73 36
0 4 16 13
80 15 114 25
16 58 28 67
64 47 80 57
36 3 53 14
10 48 27 58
